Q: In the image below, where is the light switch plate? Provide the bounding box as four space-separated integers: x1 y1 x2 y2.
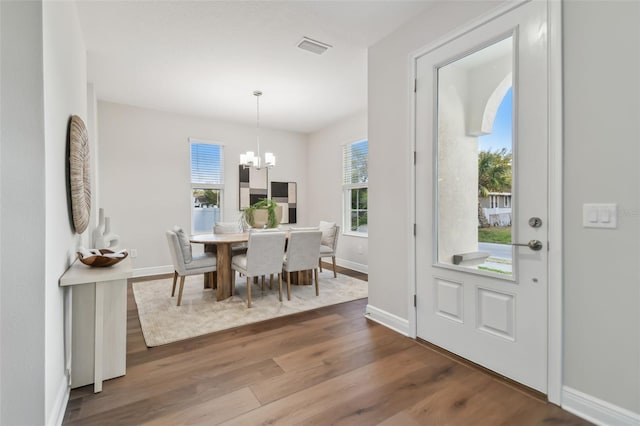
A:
583 203 617 228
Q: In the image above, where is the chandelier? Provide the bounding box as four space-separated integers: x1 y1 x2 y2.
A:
240 90 276 170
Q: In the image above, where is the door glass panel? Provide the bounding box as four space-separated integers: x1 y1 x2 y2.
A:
436 35 514 276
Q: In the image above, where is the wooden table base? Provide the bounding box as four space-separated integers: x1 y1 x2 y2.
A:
284 270 313 286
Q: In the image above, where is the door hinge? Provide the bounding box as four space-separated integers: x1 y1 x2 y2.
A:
413 223 416 236
414 78 417 93
413 151 416 165
414 294 417 307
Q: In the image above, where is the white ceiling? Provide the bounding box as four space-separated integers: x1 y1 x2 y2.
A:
76 1 435 134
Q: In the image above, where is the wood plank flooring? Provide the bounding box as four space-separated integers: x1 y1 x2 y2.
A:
63 264 588 425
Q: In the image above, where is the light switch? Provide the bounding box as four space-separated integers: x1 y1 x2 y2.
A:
583 203 617 228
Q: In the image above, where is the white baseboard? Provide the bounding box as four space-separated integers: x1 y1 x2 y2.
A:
335 258 368 274
562 386 640 426
364 304 409 336
132 265 173 278
48 374 70 426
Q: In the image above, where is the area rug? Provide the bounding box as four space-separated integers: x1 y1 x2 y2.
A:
132 271 368 347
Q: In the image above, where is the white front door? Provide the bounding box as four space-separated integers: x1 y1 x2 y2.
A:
415 1 549 393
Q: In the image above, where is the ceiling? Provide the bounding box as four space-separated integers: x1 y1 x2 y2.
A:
76 1 435 134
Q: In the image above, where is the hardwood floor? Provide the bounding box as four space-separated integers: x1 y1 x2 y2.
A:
63 266 588 425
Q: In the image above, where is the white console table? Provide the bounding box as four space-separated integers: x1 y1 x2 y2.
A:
59 257 132 393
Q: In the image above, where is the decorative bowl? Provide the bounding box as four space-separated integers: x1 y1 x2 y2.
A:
77 249 128 267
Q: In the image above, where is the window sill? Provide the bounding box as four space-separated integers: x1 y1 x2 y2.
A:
342 231 368 239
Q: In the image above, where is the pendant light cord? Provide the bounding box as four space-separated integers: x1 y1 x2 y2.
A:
255 90 262 159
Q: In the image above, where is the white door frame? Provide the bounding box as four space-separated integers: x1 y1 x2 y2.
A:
407 0 563 405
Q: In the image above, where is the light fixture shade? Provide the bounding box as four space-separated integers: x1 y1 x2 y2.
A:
240 90 276 170
265 152 276 167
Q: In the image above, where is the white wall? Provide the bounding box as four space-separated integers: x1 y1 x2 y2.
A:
43 2 88 424
0 2 87 424
308 111 368 272
0 1 47 425
97 102 309 274
563 0 640 415
368 0 499 321
87 83 101 247
368 0 639 419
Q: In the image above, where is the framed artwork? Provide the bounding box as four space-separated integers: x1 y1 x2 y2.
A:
239 165 268 209
271 181 297 224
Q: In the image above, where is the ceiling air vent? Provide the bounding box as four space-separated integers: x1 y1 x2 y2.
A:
297 37 332 55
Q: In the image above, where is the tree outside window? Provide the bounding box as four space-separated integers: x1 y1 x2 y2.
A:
343 140 368 236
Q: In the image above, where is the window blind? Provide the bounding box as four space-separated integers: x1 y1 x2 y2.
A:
343 140 368 185
191 142 224 185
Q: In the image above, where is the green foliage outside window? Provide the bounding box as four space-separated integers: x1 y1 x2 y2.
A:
478 148 512 198
344 139 368 234
193 189 220 207
350 188 368 232
478 148 512 228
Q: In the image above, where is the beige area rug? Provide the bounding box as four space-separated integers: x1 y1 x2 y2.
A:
132 271 368 347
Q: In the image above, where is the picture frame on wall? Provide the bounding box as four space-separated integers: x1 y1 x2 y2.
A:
239 165 268 209
271 181 297 224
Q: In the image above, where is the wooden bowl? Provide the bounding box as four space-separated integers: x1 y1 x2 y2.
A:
77 249 128 267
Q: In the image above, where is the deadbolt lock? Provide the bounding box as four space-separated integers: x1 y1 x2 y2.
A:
528 217 543 228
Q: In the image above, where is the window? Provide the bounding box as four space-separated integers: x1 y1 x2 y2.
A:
190 140 224 234
343 139 368 236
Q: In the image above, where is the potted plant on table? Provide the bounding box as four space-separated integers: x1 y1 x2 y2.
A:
242 199 282 229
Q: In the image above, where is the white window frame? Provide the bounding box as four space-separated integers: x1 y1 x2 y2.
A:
189 138 225 234
342 139 368 237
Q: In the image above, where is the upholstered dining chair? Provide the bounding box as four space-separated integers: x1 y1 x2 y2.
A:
213 221 247 254
283 230 323 300
318 222 340 278
166 226 217 306
231 231 286 308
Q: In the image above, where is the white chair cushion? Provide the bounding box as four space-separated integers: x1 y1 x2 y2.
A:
231 254 248 272
320 244 334 255
184 252 216 272
319 221 336 248
172 225 192 263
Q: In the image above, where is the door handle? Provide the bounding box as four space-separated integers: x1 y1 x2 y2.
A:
511 240 543 251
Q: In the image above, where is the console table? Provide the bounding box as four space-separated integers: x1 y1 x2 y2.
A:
59 257 132 392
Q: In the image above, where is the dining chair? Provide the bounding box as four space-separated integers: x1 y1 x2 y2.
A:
213 221 247 255
231 231 286 308
318 222 340 278
283 230 323 300
166 227 217 306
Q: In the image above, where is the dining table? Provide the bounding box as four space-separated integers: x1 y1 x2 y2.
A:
190 232 249 301
191 231 314 302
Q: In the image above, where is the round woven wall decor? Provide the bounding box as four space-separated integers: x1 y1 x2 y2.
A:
69 115 91 233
